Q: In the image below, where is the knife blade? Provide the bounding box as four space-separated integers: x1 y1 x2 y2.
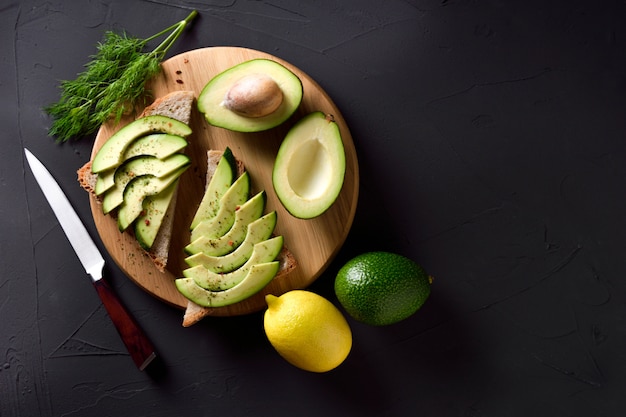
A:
24 148 157 371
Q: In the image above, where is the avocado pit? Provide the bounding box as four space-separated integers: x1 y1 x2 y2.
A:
222 73 284 118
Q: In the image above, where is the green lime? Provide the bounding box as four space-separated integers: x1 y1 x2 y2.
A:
334 251 431 326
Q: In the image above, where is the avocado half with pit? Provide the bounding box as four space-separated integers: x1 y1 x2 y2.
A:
197 59 303 132
272 112 346 219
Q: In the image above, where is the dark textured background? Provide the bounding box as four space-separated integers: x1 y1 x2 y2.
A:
3 1 626 416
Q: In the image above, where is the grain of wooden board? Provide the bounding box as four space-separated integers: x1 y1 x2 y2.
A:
89 47 359 316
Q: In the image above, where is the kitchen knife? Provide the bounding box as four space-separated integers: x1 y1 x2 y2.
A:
24 148 157 371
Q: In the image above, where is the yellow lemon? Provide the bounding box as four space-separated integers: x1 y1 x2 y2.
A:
263 290 352 372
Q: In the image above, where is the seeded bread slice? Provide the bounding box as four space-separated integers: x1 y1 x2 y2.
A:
181 150 297 327
77 90 195 272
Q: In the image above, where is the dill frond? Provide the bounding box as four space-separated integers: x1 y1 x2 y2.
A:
45 10 197 142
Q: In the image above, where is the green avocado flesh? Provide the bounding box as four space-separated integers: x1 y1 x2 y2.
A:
187 191 266 256
91 115 192 173
189 147 237 230
272 111 346 219
117 167 188 231
95 134 188 195
175 261 280 308
197 59 303 132
176 144 287 308
134 180 178 250
191 171 251 239
101 154 190 214
184 211 277 273
184 235 283 291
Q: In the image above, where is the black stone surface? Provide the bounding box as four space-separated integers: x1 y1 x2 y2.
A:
3 1 626 416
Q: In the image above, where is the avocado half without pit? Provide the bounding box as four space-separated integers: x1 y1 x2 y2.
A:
197 59 303 132
272 112 346 219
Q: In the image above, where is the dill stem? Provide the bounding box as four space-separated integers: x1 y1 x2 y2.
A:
149 10 198 58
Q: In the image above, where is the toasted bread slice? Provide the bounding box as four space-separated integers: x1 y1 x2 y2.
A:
77 90 195 272
139 90 195 122
181 150 297 327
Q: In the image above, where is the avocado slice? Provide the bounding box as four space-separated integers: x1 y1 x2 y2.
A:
134 180 179 250
186 191 267 256
101 154 190 214
91 115 192 173
122 133 188 160
117 166 188 231
175 261 280 308
191 171 251 239
184 236 283 291
95 134 188 195
272 112 346 219
190 147 238 230
184 211 277 273
198 59 303 132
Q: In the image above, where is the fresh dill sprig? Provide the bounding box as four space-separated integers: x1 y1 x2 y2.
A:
45 10 197 142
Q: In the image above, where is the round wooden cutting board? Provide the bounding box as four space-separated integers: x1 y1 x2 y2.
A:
89 47 359 317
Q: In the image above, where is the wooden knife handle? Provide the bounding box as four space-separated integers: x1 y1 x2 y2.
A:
93 278 157 370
